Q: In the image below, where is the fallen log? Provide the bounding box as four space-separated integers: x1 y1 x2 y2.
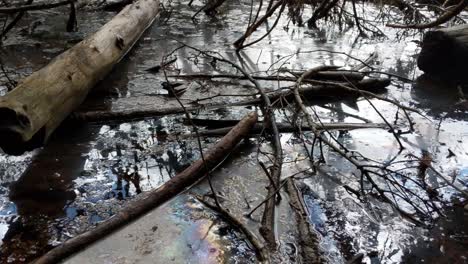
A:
184 118 372 129
0 0 72 13
169 70 365 82
0 0 160 155
71 77 391 123
32 112 258 264
417 24 468 83
272 77 391 102
187 122 387 137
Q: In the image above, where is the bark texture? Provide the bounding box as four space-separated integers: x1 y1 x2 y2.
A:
0 0 160 155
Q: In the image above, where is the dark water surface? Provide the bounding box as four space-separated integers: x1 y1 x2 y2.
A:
0 0 467 263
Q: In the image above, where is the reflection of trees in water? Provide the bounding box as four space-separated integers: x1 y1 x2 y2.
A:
110 149 142 200
412 74 462 112
412 74 468 118
0 116 197 262
97 120 196 199
0 216 52 263
0 189 77 263
0 125 93 263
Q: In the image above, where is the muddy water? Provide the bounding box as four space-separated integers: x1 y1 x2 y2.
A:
0 0 467 263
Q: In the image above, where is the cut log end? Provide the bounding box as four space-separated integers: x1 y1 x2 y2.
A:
0 107 42 155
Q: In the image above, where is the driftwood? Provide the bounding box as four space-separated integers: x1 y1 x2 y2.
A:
270 77 390 102
0 0 160 155
417 24 468 83
32 112 258 264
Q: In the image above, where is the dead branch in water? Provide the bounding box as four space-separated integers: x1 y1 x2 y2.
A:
0 0 73 14
32 112 258 264
285 178 323 264
194 194 270 263
169 70 365 82
307 0 340 28
286 64 463 225
234 0 285 50
221 56 283 250
0 0 33 40
387 0 468 29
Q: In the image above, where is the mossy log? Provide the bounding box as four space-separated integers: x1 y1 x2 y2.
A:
0 0 160 155
417 24 468 83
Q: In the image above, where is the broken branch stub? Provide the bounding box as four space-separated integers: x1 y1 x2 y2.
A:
0 0 160 155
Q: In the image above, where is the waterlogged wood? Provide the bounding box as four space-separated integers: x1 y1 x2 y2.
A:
285 179 323 264
194 122 387 137
71 77 390 123
170 70 365 82
417 24 468 83
32 112 258 264
0 0 160 155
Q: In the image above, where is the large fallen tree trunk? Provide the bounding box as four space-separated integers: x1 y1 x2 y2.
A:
417 24 468 83
0 0 160 155
33 112 258 264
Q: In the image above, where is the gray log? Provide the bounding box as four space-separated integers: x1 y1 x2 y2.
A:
0 0 160 155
